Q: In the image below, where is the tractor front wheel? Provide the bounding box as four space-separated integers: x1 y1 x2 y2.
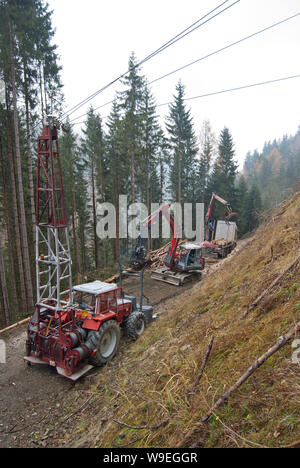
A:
87 320 121 367
126 311 146 341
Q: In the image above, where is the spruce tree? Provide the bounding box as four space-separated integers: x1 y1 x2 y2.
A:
166 80 198 205
236 175 248 236
118 52 145 207
81 108 105 269
75 154 89 275
208 127 238 212
105 99 126 261
246 184 262 232
198 119 216 205
218 127 238 200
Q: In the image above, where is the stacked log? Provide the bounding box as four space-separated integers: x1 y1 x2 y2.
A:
212 238 232 247
147 239 187 269
105 240 187 283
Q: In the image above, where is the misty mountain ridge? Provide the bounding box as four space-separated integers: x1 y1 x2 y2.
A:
243 127 300 209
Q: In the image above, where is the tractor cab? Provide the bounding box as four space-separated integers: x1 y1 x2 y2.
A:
73 281 118 312
73 290 96 313
72 281 132 325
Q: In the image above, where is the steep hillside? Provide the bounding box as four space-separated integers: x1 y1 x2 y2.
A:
33 193 300 448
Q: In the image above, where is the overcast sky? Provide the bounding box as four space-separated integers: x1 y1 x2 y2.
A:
48 0 300 169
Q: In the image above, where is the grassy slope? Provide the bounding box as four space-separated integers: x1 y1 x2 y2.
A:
62 193 300 448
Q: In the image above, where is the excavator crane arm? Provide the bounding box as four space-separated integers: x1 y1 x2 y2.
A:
143 204 180 269
130 204 181 269
201 192 238 260
205 192 237 241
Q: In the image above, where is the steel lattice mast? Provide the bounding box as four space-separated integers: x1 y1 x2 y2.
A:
35 117 72 311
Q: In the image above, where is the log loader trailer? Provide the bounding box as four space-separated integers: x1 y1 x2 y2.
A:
201 192 238 259
24 117 152 381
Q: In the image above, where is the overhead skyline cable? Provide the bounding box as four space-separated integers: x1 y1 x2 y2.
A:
61 0 240 120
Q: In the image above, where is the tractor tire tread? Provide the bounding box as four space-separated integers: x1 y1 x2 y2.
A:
126 311 146 341
87 320 121 367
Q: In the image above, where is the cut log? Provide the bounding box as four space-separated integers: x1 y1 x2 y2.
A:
0 317 30 335
187 336 214 400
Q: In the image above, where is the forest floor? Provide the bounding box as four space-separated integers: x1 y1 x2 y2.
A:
0 240 249 448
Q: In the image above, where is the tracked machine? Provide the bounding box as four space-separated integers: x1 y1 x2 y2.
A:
131 204 205 286
24 117 152 380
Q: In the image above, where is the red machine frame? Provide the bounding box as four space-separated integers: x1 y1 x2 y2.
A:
25 119 138 379
26 285 133 377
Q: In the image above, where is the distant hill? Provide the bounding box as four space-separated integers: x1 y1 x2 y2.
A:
243 128 300 209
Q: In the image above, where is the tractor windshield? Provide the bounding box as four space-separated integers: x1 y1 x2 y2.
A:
74 292 96 311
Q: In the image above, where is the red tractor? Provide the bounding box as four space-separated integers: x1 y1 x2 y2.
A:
25 280 152 380
24 118 152 380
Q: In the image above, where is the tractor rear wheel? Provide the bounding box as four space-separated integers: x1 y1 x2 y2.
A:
126 311 146 341
87 320 121 367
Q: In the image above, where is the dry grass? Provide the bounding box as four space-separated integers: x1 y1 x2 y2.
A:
50 192 300 448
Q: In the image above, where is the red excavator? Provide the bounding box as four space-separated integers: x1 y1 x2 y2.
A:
131 204 205 286
201 192 238 258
